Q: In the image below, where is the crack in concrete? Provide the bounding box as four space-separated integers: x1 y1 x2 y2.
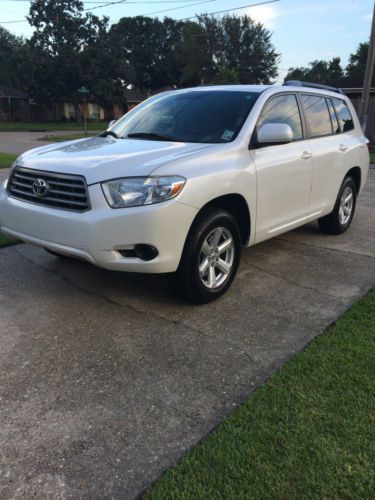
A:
244 261 347 302
13 247 258 365
275 236 375 260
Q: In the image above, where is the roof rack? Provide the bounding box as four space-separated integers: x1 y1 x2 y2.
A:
283 80 344 95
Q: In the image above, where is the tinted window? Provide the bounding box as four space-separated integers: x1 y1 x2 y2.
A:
326 99 340 134
301 94 332 138
257 94 303 140
332 98 354 132
111 91 259 144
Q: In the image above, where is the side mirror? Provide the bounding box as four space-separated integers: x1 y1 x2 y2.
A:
108 120 117 129
257 123 293 144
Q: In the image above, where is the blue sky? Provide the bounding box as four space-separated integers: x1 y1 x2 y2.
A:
0 0 373 81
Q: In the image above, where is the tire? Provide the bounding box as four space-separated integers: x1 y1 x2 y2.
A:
176 207 242 304
318 176 357 235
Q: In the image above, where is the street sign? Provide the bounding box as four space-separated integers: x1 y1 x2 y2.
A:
78 86 90 94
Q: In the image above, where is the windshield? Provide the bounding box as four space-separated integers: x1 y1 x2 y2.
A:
111 90 259 144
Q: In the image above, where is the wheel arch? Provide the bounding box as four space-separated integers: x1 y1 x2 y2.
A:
193 193 251 245
345 166 362 193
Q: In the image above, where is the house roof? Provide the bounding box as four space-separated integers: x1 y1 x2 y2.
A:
0 85 28 98
148 86 177 97
123 89 146 103
342 88 375 94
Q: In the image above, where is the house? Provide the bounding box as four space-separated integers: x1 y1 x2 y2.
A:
0 85 30 121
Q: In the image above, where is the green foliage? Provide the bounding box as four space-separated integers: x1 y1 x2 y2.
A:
212 68 240 85
27 0 123 121
0 27 31 90
1 3 279 111
346 42 370 85
285 57 344 85
285 42 371 87
147 289 375 499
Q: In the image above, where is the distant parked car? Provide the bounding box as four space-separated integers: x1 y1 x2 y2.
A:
0 82 369 303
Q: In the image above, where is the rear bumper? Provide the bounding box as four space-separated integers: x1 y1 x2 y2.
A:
0 180 198 273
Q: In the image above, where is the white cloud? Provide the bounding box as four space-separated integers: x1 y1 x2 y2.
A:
242 5 278 29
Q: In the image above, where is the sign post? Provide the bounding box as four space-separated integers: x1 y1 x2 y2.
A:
78 86 90 136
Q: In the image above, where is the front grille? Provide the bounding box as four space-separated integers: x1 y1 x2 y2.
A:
7 167 90 212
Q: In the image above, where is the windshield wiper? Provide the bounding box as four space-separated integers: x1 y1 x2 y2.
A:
126 132 182 142
101 130 120 139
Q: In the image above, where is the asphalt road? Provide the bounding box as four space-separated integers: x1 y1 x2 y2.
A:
1 171 375 498
0 131 89 155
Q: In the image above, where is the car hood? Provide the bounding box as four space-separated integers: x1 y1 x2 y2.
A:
16 136 215 185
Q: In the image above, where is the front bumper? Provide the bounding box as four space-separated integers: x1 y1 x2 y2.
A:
0 179 198 273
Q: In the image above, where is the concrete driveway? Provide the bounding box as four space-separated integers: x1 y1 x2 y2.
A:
1 171 375 498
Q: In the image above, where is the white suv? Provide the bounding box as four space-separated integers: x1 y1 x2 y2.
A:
0 82 369 303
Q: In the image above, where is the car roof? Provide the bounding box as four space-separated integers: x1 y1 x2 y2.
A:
171 84 346 99
177 85 271 94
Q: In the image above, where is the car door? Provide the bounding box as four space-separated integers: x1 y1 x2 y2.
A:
250 93 314 243
300 94 351 216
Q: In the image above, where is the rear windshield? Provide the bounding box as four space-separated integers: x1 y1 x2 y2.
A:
111 90 260 144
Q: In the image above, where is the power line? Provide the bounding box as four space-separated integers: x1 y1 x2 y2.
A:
2 0 204 2
83 0 128 12
0 19 27 23
0 0 207 22
112 0 215 19
178 0 280 21
0 0 280 24
83 0 207 11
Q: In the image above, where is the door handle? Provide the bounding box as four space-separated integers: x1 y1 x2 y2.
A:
339 144 348 152
301 151 312 160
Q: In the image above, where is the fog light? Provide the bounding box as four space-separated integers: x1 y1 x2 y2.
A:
134 244 158 261
118 245 158 261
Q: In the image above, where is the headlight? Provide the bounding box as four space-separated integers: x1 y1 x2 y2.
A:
101 176 186 208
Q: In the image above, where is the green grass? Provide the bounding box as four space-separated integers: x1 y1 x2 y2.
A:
0 233 18 247
370 152 375 164
0 152 17 169
148 290 375 499
38 132 99 142
0 121 106 132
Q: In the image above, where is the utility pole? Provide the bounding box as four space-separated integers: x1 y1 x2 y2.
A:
359 1 375 133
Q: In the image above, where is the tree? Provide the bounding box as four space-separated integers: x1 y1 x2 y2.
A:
218 14 279 84
285 58 344 85
28 0 124 122
346 42 370 86
212 68 240 84
0 27 31 90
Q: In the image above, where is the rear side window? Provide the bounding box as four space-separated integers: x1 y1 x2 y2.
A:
301 94 333 138
326 99 340 134
332 98 354 132
257 94 303 141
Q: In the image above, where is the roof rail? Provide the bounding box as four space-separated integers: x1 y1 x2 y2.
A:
283 80 344 95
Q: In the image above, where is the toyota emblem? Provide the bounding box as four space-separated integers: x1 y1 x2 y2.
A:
32 178 49 197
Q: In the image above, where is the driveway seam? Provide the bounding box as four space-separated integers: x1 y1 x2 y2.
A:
275 236 375 259
244 262 349 302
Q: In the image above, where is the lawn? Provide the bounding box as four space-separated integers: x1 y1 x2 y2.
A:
0 152 17 169
0 233 17 247
148 289 375 499
370 152 375 164
0 121 106 132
